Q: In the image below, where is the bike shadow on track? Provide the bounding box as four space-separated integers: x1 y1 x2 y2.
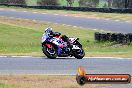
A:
42 57 77 60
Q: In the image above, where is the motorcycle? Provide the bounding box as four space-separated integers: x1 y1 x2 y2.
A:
41 32 85 59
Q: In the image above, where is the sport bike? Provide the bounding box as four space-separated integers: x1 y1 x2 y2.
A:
41 32 85 59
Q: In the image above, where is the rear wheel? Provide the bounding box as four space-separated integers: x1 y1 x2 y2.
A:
74 49 85 59
42 44 57 59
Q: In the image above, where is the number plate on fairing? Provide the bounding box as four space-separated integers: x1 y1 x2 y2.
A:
72 45 80 50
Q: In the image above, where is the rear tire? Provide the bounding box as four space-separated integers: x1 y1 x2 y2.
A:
74 49 85 59
42 45 57 59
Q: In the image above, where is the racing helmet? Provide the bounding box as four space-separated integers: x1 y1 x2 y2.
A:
45 27 53 33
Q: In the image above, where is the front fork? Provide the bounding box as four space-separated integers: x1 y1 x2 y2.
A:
57 46 70 56
57 46 62 55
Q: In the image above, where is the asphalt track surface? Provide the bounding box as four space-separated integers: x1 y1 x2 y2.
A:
0 9 132 33
0 57 132 88
0 57 132 75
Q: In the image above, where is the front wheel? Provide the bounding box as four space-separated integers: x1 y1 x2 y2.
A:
74 49 85 59
42 44 57 59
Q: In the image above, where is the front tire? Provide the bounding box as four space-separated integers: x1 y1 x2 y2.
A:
74 49 85 59
42 45 57 59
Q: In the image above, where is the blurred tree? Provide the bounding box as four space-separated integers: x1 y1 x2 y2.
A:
107 0 132 8
125 0 132 8
128 0 132 8
78 0 99 7
66 0 74 7
0 0 8 4
112 0 125 8
108 0 113 7
8 0 26 5
37 0 59 5
103 3 108 8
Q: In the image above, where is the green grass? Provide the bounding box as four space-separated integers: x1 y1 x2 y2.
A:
0 83 5 88
0 23 42 53
0 17 132 57
0 82 29 88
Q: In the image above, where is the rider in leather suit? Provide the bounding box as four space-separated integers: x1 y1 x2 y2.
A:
44 27 70 55
44 27 70 44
